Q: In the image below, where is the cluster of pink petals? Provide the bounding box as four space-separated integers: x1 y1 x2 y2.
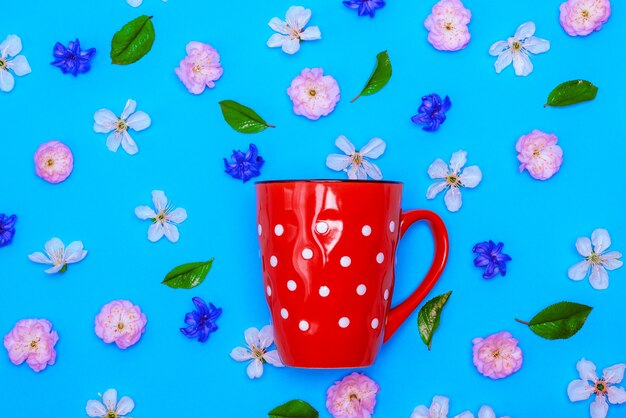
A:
559 0 611 36
472 331 523 379
287 68 340 121
4 319 58 372
95 300 147 349
34 140 74 184
175 41 224 95
516 129 563 180
326 372 380 418
424 0 472 51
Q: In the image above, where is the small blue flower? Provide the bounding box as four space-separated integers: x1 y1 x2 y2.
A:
180 297 222 343
223 143 264 183
472 240 512 279
411 94 451 132
343 0 385 17
0 214 16 248
50 39 96 76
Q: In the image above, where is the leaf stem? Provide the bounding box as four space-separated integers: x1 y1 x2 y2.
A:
514 318 530 326
350 94 361 103
266 123 276 128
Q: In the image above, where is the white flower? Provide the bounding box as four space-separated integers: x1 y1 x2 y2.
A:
0 34 31 92
27 237 87 274
411 396 507 418
126 0 167 7
135 190 187 243
93 99 151 155
326 135 386 180
568 358 626 418
489 22 550 76
426 150 482 212
568 228 622 290
267 6 321 54
229 325 284 379
86 388 135 418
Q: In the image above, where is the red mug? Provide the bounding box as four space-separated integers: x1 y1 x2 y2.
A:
255 180 449 368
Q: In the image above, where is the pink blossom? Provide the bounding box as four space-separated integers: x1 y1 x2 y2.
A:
95 300 147 349
326 372 380 418
175 41 223 94
34 140 73 184
287 68 340 121
516 129 563 180
472 331 523 379
424 0 471 51
4 318 58 372
559 0 611 37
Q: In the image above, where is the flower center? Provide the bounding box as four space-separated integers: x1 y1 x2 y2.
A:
581 10 590 20
587 251 601 265
594 380 608 395
446 174 461 187
511 41 522 51
116 119 128 133
352 152 363 165
444 21 454 31
156 212 167 223
192 63 202 73
0 58 6 70
117 322 125 330
252 346 267 362
105 412 117 418
290 28 302 39
30 340 38 349
308 89 317 97
47 158 55 167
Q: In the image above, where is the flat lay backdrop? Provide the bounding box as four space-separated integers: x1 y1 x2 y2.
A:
2 0 625 416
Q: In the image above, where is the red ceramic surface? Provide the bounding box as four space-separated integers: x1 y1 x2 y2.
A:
255 180 449 368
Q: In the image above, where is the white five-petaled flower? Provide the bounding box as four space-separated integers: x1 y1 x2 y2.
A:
411 396 508 418
0 34 31 92
489 22 550 77
267 6 321 54
426 150 482 212
86 388 135 418
326 135 386 180
568 358 626 418
568 228 622 290
93 99 151 155
229 325 284 379
135 190 187 243
27 237 87 274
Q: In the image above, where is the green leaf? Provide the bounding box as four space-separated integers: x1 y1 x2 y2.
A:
218 100 275 134
545 80 598 107
517 301 593 340
110 15 155 65
351 50 392 102
162 259 214 289
268 400 319 418
417 291 452 350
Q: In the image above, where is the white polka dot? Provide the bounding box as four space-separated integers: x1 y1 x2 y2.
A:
384 289 390 300
270 256 278 267
302 248 313 259
266 285 272 296
281 308 289 319
287 280 297 291
376 252 385 264
362 225 372 236
299 320 310 331
340 256 351 267
356 284 367 296
315 222 329 234
371 318 379 329
338 317 350 328
389 221 395 232
274 224 284 236
257 224 262 236
319 286 330 297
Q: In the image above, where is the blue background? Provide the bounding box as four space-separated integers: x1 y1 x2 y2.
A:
2 0 625 416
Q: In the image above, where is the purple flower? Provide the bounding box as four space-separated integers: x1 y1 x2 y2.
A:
411 93 451 132
472 240 512 279
224 144 264 183
0 214 17 248
50 39 96 76
343 0 385 17
180 297 222 343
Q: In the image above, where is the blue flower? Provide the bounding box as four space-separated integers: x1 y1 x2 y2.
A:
180 297 222 343
50 39 96 76
224 143 264 183
343 0 385 17
411 94 451 132
0 214 16 248
472 240 512 279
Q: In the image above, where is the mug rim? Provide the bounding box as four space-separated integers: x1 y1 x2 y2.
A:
255 179 403 185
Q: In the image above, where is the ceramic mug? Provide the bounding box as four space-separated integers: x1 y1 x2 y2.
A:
255 180 449 368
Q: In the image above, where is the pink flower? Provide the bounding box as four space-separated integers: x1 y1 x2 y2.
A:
472 331 523 379
424 0 472 51
326 372 380 418
516 129 563 180
34 140 73 184
175 41 223 94
95 300 147 349
4 318 58 372
287 68 340 121
559 0 611 37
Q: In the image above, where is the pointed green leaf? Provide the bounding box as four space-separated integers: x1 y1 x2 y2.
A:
219 100 275 134
417 291 452 350
351 50 392 102
110 15 155 65
162 259 214 289
520 301 592 340
268 400 319 418
545 80 598 107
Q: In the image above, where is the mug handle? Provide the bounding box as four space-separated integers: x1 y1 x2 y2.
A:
383 209 449 343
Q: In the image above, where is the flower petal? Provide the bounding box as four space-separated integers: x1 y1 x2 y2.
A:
258 325 274 348
460 166 482 188
428 159 449 179
577 358 599 382
267 33 287 48
268 18 290 35
360 137 386 159
592 229 611 254
0 35 22 57
430 396 450 416
148 223 164 242
449 150 467 173
281 38 301 55
515 21 536 39
116 397 135 415
590 395 609 418
168 208 187 224
285 6 311 30
410 405 430 418
362 160 383 180
568 260 590 281
102 389 118 412
230 347 253 362
135 206 156 220
44 264 64 274
163 223 180 242
607 386 626 405
602 252 623 271
126 111 151 131
567 379 593 402
127 0 143 6
603 364 626 385
28 252 52 264
263 350 284 367
45 237 64 257
85 400 107 417
453 412 474 418
121 131 139 155
244 327 260 347
489 40 509 56
494 50 513 73
300 26 321 41
106 132 122 152
94 109 118 133
246 359 263 379
444 187 462 212
7 55 31 76
64 241 87 263
121 99 137 120
589 265 609 290
152 190 168 211
524 36 550 54
477 406 496 418
326 154 352 171
576 237 593 257
0 70 15 92
335 135 355 155
512 52 533 77
426 181 447 199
